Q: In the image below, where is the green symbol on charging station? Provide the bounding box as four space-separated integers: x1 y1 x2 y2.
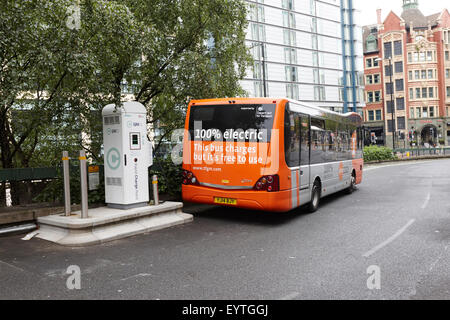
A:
107 148 121 170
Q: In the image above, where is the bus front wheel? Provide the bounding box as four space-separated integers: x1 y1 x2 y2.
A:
308 181 321 213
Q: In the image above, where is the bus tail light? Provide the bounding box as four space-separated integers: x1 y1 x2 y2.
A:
182 170 199 186
254 175 279 192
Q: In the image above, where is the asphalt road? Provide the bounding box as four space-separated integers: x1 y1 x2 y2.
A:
1 159 450 300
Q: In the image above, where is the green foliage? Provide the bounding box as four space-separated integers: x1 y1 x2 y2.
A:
149 157 182 199
1 0 251 204
363 146 395 162
34 165 105 205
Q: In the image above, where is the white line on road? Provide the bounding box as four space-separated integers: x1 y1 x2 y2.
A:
365 161 430 172
0 260 25 272
421 192 431 209
363 219 416 258
280 291 300 300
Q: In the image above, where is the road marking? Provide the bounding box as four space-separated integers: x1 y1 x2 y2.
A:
0 260 25 272
365 161 430 172
280 291 300 300
421 192 431 209
363 219 416 258
119 273 152 281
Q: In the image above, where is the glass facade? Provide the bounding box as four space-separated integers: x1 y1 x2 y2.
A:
241 0 364 113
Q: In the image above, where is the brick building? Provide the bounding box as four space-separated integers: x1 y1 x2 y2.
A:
363 0 450 148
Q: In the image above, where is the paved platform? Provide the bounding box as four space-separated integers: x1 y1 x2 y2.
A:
35 202 192 246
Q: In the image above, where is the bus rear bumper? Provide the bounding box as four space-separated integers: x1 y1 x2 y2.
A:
182 185 292 212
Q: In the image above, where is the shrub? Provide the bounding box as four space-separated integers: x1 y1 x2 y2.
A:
149 157 182 200
363 146 395 162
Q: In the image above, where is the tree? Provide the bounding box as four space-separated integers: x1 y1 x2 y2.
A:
0 0 252 205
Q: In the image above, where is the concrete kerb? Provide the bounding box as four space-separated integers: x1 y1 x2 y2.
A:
35 201 193 246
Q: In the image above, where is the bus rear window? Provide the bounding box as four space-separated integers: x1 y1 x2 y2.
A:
188 104 276 142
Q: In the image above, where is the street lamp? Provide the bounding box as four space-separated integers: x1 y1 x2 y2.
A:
376 57 395 149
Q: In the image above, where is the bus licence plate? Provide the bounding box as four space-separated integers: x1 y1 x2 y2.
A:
214 197 237 205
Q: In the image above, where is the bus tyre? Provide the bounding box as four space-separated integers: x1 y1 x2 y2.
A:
345 172 356 194
308 182 321 213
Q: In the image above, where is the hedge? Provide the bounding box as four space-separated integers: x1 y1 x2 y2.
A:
363 146 395 162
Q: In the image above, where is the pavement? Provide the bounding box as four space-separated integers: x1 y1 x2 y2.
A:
0 158 449 300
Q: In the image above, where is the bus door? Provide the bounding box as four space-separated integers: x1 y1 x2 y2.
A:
299 114 311 204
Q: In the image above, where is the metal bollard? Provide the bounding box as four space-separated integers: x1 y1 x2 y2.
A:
152 175 159 205
79 151 89 218
62 151 71 216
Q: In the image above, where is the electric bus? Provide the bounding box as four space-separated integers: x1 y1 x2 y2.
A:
182 98 363 213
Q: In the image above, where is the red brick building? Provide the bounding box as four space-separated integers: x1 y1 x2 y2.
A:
363 0 450 148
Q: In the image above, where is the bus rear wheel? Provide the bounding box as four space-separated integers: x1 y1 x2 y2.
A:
345 172 356 194
308 181 321 213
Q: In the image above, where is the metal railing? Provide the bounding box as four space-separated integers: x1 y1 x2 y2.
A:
393 147 450 157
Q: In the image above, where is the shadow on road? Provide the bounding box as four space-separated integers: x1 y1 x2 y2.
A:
182 189 350 227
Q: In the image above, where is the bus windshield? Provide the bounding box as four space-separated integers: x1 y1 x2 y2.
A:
188 104 276 143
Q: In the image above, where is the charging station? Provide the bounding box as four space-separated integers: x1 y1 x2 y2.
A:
102 101 152 209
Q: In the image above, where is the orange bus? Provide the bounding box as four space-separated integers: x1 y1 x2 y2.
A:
182 98 363 213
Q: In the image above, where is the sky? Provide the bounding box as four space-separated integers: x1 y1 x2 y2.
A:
354 0 446 26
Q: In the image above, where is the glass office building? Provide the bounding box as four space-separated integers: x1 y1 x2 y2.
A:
241 0 365 113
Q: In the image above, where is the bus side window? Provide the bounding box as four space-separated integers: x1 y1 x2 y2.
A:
310 118 326 165
284 109 300 167
300 115 310 166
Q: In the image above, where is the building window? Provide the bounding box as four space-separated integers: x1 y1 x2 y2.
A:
387 119 394 132
428 69 434 79
367 92 374 103
396 97 405 110
447 86 450 98
416 88 421 99
384 42 392 59
419 52 426 62
395 61 403 73
427 51 433 61
409 88 414 100
386 82 393 95
368 110 374 121
422 107 428 118
408 71 413 80
385 65 392 77
428 87 434 98
413 52 419 62
446 69 450 79
376 110 382 121
422 87 427 99
397 117 405 130
421 70 427 79
416 107 421 117
395 79 404 91
394 41 402 56
386 100 395 113
415 70 420 79
408 52 412 62
285 66 298 82
282 0 294 10
374 91 381 102
410 107 415 118
445 51 449 61
429 106 435 117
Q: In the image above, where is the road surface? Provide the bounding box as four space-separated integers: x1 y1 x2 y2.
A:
0 159 449 299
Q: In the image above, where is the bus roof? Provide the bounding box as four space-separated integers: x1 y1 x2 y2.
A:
188 97 363 127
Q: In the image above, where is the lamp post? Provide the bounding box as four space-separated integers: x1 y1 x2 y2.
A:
377 57 395 149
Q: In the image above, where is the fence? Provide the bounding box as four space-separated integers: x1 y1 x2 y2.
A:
0 165 104 208
393 147 450 158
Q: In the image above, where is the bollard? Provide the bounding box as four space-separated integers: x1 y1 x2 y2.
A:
152 175 159 205
79 151 89 218
62 151 71 216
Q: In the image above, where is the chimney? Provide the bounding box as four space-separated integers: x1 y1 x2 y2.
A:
377 8 382 25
